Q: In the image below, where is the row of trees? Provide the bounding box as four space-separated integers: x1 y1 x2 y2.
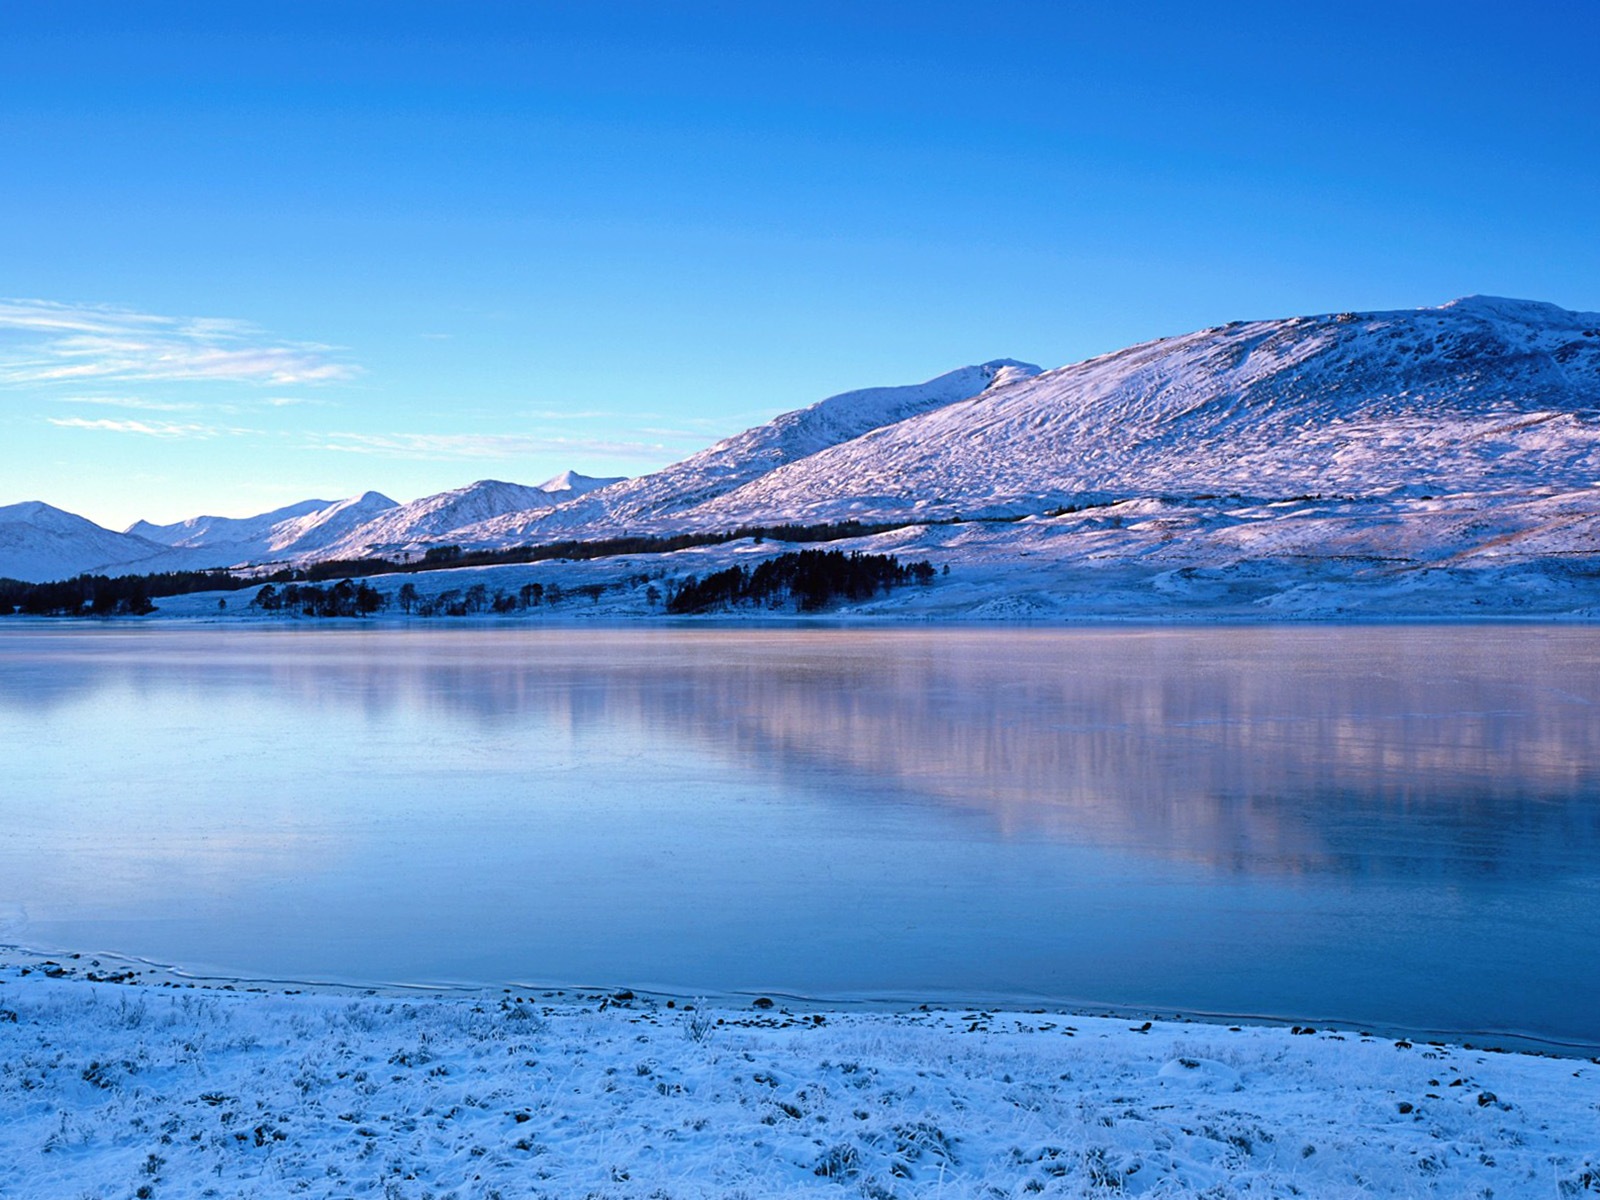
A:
0 569 245 616
250 581 386 617
279 519 918 584
252 577 620 618
244 552 940 620
1 518 949 617
394 579 610 616
3 546 942 622
666 550 937 614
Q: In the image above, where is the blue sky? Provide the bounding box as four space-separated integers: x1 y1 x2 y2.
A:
3 1 1597 528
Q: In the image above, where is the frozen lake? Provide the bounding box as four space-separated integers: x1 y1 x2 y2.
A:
1 624 1597 1050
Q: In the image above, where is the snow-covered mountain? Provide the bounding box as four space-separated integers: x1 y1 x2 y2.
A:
0 468 632 581
143 491 400 568
315 480 556 560
9 298 1600 611
538 470 626 497
455 359 1039 543
0 492 405 579
126 498 336 549
253 491 400 560
640 297 1600 531
0 502 173 583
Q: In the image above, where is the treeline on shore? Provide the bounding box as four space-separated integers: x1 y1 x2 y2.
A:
0 569 253 616
248 577 616 617
667 549 937 613
273 518 914 582
246 549 938 618
0 519 917 616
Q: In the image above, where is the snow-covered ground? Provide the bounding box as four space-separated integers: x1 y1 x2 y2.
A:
144 491 1600 624
2 956 1594 1199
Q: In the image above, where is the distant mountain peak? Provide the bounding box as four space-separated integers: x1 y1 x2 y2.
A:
0 500 172 582
441 479 531 497
125 498 335 544
13 298 1600 589
307 479 562 560
538 470 627 495
2 500 148 540
979 360 1043 390
1436 295 1600 324
656 296 1600 531
1 499 64 522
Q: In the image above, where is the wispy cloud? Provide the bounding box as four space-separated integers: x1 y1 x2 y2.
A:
312 431 674 461
51 394 204 413
516 409 716 439
49 416 254 439
522 409 628 422
0 299 360 387
636 424 720 440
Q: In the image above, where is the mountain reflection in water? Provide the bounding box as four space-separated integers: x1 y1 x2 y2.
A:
1 625 1596 1048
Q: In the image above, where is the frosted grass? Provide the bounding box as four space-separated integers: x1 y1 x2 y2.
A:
2 963 1596 1200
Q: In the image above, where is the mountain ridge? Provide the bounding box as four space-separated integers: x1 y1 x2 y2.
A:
315 480 555 560
127 498 341 548
6 298 1600 612
663 296 1600 530
0 501 172 583
453 358 1041 544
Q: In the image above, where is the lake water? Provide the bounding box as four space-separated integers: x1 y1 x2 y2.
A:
1 624 1597 1050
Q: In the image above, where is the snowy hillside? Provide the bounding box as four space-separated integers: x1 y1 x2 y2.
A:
0 502 172 583
538 468 627 496
9 297 1600 617
126 498 336 549
216 490 398 561
315 479 556 560
672 297 1600 528
455 359 1041 544
439 297 1600 566
90 492 404 573
128 490 402 570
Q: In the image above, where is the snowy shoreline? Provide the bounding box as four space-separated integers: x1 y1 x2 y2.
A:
3 943 1591 1059
20 489 1600 626
4 956 1596 1199
10 605 1600 630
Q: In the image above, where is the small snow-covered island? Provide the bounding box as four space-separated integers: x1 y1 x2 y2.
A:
5 296 1600 621
4 297 1600 1200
